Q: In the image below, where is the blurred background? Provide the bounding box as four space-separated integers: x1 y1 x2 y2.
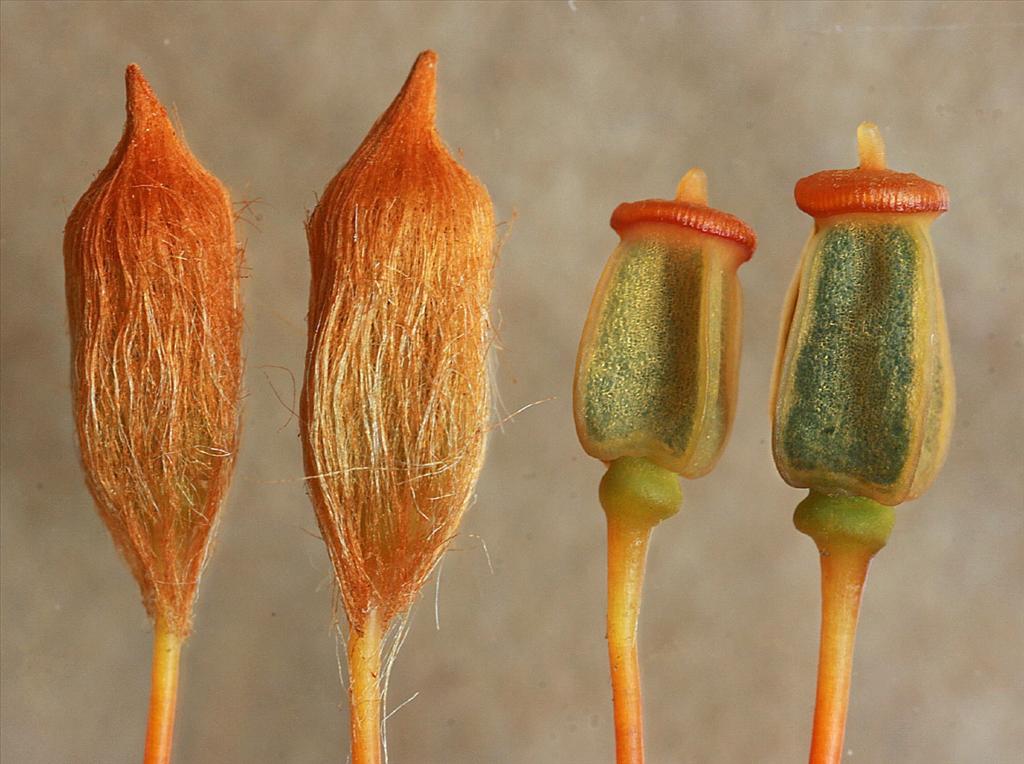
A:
2 2 1022 762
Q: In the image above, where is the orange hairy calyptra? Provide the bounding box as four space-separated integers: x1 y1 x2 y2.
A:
301 51 494 762
64 64 242 764
63 65 243 638
301 51 494 639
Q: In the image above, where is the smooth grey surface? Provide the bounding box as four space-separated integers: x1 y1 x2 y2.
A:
2 2 1022 762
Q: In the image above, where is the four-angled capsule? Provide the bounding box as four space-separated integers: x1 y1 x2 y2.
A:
772 122 954 506
575 168 756 482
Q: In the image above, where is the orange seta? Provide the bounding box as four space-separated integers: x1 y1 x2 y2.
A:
143 619 183 764
807 550 872 764
605 514 653 764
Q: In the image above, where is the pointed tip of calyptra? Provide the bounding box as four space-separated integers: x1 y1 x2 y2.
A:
123 63 173 134
125 64 158 115
390 50 439 130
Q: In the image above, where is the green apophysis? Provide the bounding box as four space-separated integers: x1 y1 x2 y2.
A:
794 491 895 556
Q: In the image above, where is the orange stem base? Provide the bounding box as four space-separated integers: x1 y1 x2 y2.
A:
347 609 384 764
606 514 653 764
143 618 183 764
808 550 872 764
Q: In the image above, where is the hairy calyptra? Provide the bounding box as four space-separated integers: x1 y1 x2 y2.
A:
300 51 494 763
63 64 242 763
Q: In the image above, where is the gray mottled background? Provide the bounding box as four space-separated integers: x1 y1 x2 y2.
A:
2 1 1022 762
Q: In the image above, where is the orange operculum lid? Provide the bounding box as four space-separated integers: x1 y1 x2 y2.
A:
610 168 756 261
795 122 948 217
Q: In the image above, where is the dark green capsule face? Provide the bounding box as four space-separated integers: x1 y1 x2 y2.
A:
574 230 744 477
776 221 925 498
583 239 703 455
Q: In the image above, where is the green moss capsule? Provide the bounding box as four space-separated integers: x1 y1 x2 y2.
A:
771 123 954 506
575 169 756 478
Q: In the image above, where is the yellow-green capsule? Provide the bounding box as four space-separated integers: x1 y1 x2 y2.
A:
575 169 756 478
771 123 954 506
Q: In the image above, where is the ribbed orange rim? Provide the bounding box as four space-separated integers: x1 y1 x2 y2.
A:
611 200 756 261
795 169 948 217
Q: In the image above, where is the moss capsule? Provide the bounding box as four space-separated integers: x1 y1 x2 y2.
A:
771 123 954 506
575 168 756 480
